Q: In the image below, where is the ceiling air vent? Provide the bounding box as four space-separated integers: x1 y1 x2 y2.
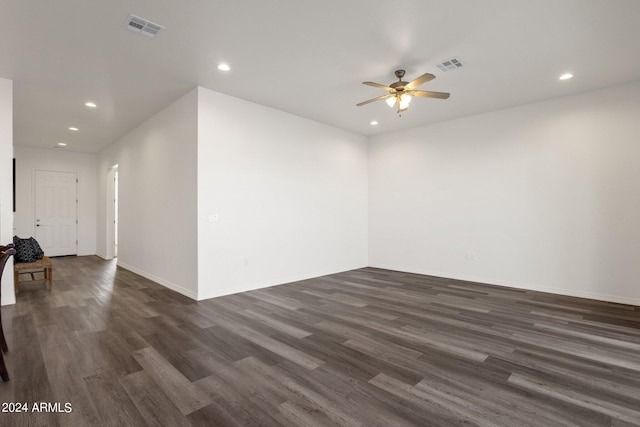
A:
436 57 464 72
124 14 164 38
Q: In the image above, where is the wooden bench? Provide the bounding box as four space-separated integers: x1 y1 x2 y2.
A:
14 256 53 294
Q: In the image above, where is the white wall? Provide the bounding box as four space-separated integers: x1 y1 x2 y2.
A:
0 78 13 305
13 146 97 255
97 89 198 299
369 81 640 305
197 87 368 300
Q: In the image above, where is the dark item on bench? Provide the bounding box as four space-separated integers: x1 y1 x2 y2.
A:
13 236 44 263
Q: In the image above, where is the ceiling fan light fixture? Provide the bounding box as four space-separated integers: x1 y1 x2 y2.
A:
399 93 412 110
385 96 396 108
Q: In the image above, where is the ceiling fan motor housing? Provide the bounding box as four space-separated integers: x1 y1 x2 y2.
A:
391 69 408 90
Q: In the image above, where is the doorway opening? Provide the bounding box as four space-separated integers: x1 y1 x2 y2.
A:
106 165 119 259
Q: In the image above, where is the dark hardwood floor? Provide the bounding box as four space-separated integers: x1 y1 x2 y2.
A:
1 256 639 426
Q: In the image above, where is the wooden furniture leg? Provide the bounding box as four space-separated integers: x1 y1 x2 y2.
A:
47 264 53 290
0 320 7 353
0 305 7 382
0 353 8 382
0 246 16 382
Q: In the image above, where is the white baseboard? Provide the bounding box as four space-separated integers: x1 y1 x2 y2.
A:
116 261 198 300
370 263 640 307
0 293 15 306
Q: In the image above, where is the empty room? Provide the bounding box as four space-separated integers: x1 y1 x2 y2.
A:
1 1 639 426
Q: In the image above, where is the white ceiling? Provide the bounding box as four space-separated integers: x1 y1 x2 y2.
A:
2 0 640 153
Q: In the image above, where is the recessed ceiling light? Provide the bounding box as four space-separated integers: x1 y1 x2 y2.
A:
68 127 79 131
57 142 67 147
217 63 231 71
559 73 573 80
85 102 97 108
370 121 379 126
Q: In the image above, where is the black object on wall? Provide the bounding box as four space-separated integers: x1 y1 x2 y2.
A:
13 158 15 212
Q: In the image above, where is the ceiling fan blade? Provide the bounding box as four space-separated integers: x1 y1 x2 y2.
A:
406 90 450 100
362 81 395 91
404 73 436 90
356 93 394 106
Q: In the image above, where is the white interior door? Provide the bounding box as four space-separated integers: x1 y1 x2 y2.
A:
34 170 78 256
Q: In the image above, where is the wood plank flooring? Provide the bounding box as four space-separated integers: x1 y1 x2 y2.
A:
1 256 639 426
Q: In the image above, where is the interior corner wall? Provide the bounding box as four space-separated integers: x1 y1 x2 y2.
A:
13 146 97 256
0 78 13 306
97 88 198 299
369 81 640 305
196 87 368 300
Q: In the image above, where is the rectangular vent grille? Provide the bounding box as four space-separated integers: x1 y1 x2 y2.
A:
436 57 464 72
125 14 164 38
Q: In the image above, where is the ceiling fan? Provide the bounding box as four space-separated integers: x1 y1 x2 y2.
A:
356 69 450 115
